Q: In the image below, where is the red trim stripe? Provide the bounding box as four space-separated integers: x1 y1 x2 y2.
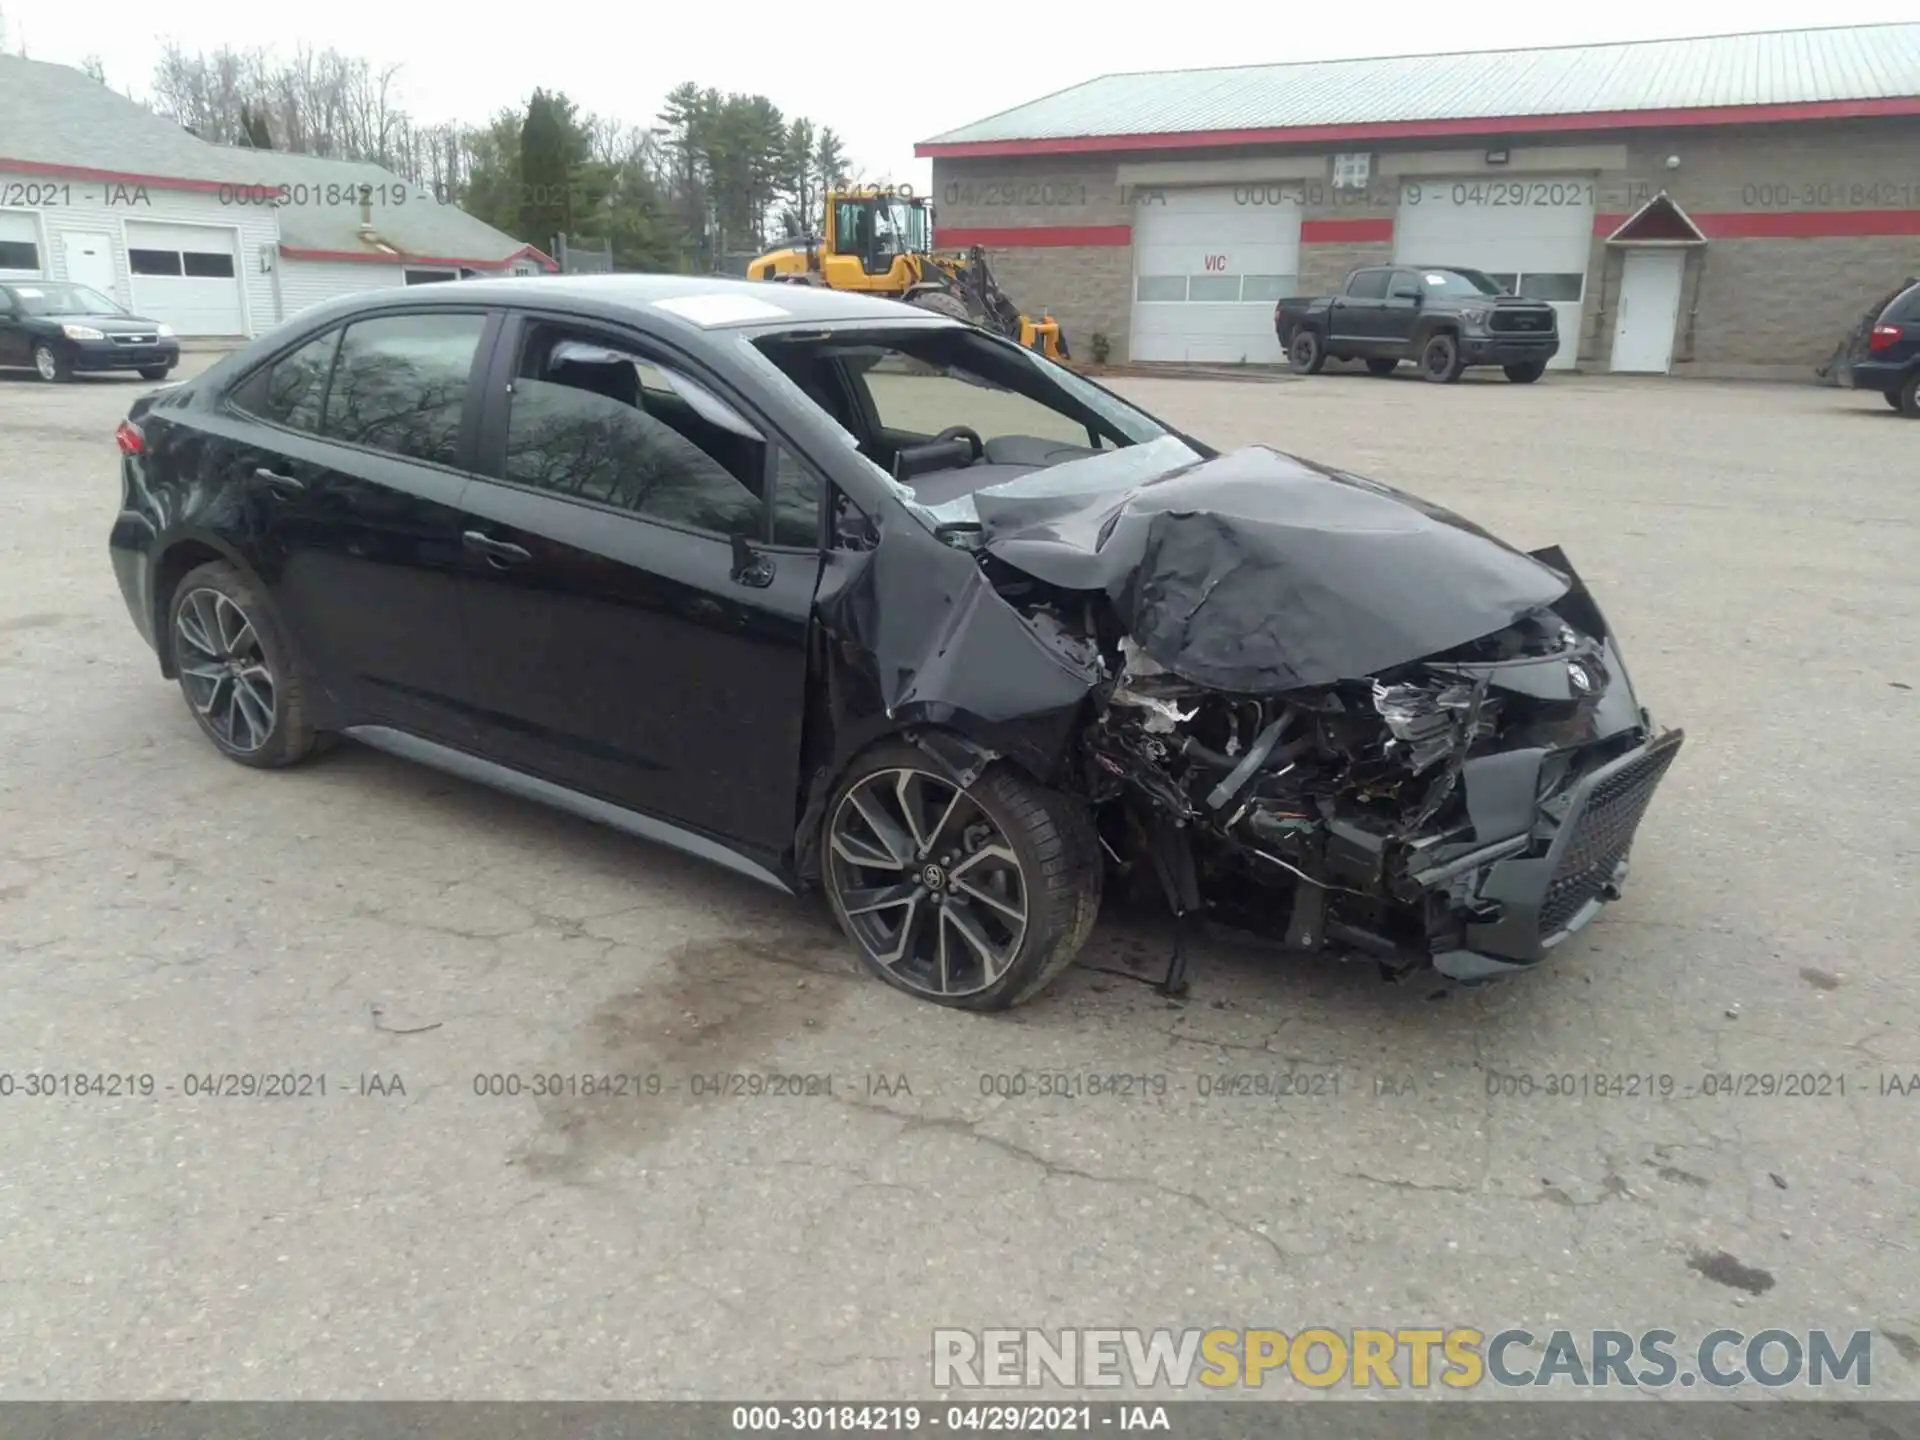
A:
935 224 1131 247
0 156 243 192
1301 216 1393 243
1594 208 1920 238
916 97 1920 159
278 243 559 270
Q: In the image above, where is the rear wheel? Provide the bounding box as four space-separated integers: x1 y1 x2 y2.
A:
167 561 316 769
1365 358 1398 376
1420 332 1465 383
1900 372 1920 418
1503 361 1546 384
822 742 1101 1011
32 342 72 383
1288 329 1326 375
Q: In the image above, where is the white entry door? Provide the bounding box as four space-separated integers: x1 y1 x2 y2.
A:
61 231 120 299
1609 249 1686 374
1130 187 1301 364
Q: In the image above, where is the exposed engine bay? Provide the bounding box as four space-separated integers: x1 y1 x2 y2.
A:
872 438 1688 990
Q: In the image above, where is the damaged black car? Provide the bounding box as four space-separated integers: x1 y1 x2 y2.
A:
107 276 1685 1010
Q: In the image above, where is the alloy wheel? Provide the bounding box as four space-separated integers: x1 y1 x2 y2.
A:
827 767 1030 998
174 587 278 753
33 345 58 381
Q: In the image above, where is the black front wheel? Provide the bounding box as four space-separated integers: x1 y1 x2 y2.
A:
139 365 174 381
1288 330 1325 375
1420 333 1464 383
822 742 1101 1011
1899 372 1920 418
1503 361 1546 384
32 342 72 383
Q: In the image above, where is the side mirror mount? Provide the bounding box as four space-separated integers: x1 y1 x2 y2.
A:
1392 286 1423 302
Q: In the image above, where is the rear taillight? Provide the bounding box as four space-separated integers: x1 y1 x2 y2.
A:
114 419 144 455
1869 323 1902 352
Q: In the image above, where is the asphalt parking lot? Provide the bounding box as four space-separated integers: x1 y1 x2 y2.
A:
1 355 1916 1402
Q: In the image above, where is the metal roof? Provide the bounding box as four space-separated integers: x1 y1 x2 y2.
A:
919 23 1920 151
0 55 540 266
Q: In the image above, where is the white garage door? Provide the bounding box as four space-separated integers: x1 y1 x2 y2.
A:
125 221 244 335
1131 187 1300 364
0 210 42 278
1394 177 1595 370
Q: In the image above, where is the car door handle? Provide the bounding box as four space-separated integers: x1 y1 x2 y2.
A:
463 530 532 566
255 466 305 493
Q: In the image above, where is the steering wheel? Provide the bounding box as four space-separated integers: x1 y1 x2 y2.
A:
932 425 985 462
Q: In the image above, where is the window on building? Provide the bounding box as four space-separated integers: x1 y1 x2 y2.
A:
1187 274 1242 302
182 252 237 278
405 268 459 285
128 249 184 277
0 241 39 271
1240 274 1297 302
1136 276 1187 302
319 312 486 467
1515 273 1585 303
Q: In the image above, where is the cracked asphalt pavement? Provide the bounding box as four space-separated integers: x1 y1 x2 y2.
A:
1 358 1916 1401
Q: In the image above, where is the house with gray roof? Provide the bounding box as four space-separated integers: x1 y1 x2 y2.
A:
0 53 554 338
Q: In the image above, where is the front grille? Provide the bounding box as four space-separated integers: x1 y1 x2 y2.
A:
1538 730 1685 937
112 333 159 345
1490 309 1553 334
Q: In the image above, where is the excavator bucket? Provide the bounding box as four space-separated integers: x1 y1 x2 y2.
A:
1017 315 1070 362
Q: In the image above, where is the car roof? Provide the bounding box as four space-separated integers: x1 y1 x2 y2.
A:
330 273 964 335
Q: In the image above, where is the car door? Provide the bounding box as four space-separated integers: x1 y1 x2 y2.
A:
453 309 823 865
218 307 497 744
0 288 27 366
1331 268 1388 350
1380 269 1427 349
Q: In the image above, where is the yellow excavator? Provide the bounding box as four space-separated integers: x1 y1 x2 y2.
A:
746 187 1068 361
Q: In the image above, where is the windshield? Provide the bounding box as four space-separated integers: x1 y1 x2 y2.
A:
1418 268 1506 298
4 283 126 316
735 322 1193 533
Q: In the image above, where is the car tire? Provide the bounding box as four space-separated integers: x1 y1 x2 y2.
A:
1365 358 1397 376
1899 371 1920 419
1420 333 1464 383
1288 329 1326 375
167 561 316 769
1886 390 1904 409
822 740 1101 1011
32 342 73 383
1503 361 1546 384
139 366 173 381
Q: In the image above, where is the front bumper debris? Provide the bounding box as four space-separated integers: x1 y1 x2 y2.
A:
1429 726 1686 980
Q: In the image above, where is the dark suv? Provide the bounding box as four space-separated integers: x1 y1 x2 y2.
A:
1850 280 1920 416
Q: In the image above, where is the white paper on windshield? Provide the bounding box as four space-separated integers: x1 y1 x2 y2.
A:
15 288 43 297
652 293 791 326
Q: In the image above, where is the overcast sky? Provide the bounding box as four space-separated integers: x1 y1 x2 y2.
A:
3 1 1914 190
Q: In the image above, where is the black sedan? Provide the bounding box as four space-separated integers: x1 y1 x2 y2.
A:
1 280 181 382
107 275 1685 1010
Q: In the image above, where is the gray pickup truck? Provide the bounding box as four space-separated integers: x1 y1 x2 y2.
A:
1275 265 1560 383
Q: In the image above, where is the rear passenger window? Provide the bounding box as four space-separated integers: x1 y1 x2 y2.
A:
233 328 341 433
320 312 486 467
1346 270 1390 299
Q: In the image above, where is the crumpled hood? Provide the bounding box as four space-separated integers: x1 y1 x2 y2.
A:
972 443 1573 694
